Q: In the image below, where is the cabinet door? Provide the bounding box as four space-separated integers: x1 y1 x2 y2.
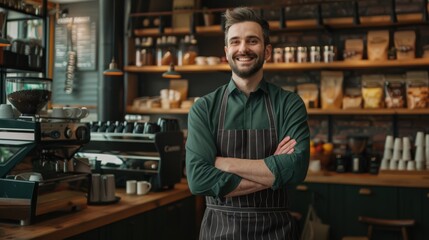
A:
342 185 398 239
398 187 429 240
287 183 329 227
154 196 196 240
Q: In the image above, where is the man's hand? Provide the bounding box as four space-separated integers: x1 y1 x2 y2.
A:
274 136 296 155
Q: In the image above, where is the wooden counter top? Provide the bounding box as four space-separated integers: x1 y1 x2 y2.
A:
305 171 429 188
0 181 192 240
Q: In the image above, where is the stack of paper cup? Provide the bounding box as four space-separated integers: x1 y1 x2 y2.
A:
390 137 402 170
380 135 394 170
425 134 429 170
399 137 412 171
401 137 412 161
414 132 426 170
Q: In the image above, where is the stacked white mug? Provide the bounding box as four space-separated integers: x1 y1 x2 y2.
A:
390 137 402 170
414 132 426 170
380 135 393 170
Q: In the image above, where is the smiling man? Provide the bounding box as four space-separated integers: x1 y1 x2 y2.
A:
186 7 310 239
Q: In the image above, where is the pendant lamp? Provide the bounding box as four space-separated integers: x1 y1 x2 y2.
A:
162 62 181 79
103 0 123 76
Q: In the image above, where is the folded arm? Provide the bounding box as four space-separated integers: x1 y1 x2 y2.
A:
215 136 296 187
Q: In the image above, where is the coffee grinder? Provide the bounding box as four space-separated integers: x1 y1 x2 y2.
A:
347 135 369 173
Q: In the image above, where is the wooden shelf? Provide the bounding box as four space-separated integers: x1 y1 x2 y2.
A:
124 58 429 73
127 106 189 114
308 108 429 115
134 13 426 37
127 106 429 115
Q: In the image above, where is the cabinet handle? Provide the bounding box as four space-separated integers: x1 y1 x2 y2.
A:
296 185 308 191
359 188 372 195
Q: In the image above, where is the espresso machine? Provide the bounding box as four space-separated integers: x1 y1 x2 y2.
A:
0 77 91 225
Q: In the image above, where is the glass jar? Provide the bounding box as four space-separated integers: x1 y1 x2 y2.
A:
273 47 284 63
310 46 321 63
284 47 295 63
297 46 307 63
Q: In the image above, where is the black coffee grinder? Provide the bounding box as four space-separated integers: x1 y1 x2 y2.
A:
347 135 369 173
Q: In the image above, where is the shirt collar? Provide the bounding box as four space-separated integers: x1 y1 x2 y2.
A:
227 78 269 95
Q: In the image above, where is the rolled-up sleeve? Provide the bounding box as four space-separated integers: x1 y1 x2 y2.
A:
264 94 310 189
186 97 242 197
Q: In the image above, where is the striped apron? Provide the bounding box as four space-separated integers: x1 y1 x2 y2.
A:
199 88 298 240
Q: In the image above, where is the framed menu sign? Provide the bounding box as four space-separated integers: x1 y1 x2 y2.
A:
54 16 97 71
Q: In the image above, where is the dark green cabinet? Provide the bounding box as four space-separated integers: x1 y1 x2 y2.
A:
287 183 329 231
288 183 428 240
398 188 429 240
341 185 398 240
66 196 196 240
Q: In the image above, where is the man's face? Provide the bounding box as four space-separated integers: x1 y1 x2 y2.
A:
224 21 271 79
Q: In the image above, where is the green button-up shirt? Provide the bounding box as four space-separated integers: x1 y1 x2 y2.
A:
186 79 310 198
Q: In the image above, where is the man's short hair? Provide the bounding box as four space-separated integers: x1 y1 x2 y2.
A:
223 7 271 47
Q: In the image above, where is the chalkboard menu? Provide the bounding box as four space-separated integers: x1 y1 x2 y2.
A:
54 16 97 71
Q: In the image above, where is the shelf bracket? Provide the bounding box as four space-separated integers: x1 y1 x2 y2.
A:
189 12 196 35
259 9 264 19
316 4 324 26
423 0 428 22
390 0 397 23
353 1 360 25
279 7 286 29
158 16 165 35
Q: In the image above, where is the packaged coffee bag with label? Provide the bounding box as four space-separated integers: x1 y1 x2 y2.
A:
362 75 385 108
344 39 364 61
367 30 389 61
297 83 319 109
384 75 406 108
406 71 429 109
343 87 362 109
321 71 343 109
394 31 416 60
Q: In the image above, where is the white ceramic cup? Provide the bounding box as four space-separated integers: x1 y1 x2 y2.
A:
309 160 321 172
0 104 15 119
137 181 152 195
63 107 89 119
126 180 137 195
51 107 66 121
29 173 43 182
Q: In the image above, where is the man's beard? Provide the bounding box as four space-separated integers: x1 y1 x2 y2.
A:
228 51 265 78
